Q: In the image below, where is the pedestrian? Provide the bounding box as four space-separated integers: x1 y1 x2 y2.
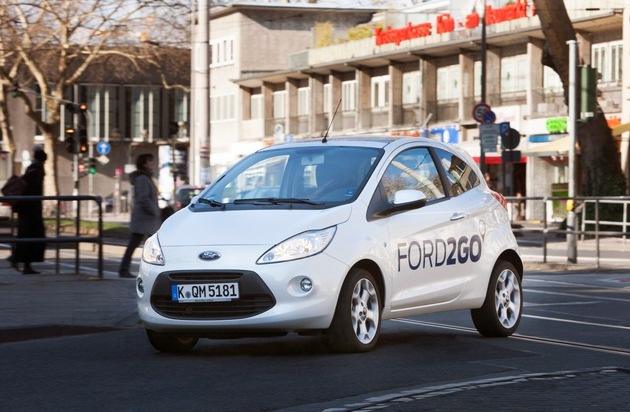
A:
119 153 161 278
11 146 47 274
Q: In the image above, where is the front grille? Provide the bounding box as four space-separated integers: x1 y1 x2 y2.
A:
150 270 276 320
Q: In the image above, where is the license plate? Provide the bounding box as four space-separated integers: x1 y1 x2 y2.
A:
172 283 239 303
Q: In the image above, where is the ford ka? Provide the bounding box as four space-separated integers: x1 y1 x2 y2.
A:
136 137 523 353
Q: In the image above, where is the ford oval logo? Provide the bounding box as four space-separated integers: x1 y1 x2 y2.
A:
199 251 221 261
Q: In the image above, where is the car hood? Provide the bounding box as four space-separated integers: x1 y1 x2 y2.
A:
158 205 353 247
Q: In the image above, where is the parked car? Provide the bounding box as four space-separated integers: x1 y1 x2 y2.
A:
137 137 523 353
174 185 204 210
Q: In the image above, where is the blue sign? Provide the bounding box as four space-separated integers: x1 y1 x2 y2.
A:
96 141 111 155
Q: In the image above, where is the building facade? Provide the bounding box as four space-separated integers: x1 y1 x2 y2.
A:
4 49 190 211
209 0 630 222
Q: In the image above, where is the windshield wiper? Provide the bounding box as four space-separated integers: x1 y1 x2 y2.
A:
197 198 226 209
233 197 323 205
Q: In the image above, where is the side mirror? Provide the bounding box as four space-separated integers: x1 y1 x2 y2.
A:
393 189 426 205
374 189 427 218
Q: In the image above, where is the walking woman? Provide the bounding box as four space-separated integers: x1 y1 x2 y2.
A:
12 147 47 274
119 153 161 278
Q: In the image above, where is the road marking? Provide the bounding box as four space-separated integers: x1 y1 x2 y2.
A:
525 278 627 290
522 314 630 330
526 288 630 302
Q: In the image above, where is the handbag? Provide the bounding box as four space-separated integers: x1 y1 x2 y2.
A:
1 175 27 196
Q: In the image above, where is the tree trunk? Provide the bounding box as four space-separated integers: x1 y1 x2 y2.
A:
534 0 627 196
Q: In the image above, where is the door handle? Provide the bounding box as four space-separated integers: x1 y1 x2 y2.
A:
450 212 466 221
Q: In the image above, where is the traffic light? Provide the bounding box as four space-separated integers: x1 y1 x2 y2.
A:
65 126 79 154
580 65 597 120
67 103 88 114
79 127 88 153
88 157 97 174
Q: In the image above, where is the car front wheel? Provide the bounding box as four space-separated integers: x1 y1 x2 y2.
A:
328 268 381 353
146 329 199 353
471 261 522 337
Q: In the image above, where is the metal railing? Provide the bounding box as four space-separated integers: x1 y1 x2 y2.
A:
0 195 104 278
504 195 630 268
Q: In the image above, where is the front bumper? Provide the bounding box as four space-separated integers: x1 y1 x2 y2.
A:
137 245 350 333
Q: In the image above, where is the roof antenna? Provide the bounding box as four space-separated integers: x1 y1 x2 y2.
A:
322 98 341 143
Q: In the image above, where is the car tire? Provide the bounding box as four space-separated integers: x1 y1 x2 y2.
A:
146 329 199 353
471 261 522 337
328 268 381 353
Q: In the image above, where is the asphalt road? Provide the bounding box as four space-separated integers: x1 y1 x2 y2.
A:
0 267 628 411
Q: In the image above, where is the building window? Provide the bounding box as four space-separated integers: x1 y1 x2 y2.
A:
371 75 390 109
402 71 421 105
593 41 622 84
86 86 118 141
131 86 160 140
342 80 357 112
501 55 528 93
210 37 235 67
297 87 311 116
273 90 287 119
210 94 235 121
251 94 263 119
437 65 460 101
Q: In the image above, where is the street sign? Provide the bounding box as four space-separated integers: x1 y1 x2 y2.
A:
96 141 111 155
472 103 491 123
479 123 500 151
482 110 497 124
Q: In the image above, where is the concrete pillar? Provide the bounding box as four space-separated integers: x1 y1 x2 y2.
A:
459 52 474 123
286 79 298 135
421 58 437 124
486 47 501 108
262 82 273 137
310 75 324 136
527 38 544 118
330 72 343 132
356 67 371 131
389 64 403 129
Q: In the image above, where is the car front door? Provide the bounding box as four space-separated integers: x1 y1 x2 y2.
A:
374 146 481 315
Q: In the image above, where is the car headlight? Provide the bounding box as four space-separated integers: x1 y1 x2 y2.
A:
257 226 337 264
142 234 165 266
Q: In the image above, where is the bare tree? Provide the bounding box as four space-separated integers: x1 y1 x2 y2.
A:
0 0 191 195
533 0 627 196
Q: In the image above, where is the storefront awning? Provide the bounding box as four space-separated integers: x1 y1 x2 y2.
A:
522 136 573 157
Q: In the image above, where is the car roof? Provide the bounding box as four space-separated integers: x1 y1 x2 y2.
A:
258 136 473 159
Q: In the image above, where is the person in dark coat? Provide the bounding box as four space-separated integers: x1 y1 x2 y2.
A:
119 153 161 278
12 147 47 274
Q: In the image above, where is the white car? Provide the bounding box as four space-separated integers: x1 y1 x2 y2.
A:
137 137 523 353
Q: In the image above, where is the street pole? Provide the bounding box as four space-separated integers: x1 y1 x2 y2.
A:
191 0 209 185
479 0 487 175
567 40 578 263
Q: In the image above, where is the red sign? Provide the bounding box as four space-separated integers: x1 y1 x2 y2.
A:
375 0 535 46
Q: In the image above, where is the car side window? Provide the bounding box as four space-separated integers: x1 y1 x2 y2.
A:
381 147 445 203
434 148 480 196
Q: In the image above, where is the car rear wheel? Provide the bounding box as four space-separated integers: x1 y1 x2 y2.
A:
146 329 199 353
471 261 522 337
328 268 381 353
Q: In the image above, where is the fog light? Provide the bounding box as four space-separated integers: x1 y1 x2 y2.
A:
137 277 144 294
300 277 313 292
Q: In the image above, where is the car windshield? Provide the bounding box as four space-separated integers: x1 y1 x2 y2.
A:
199 145 383 207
